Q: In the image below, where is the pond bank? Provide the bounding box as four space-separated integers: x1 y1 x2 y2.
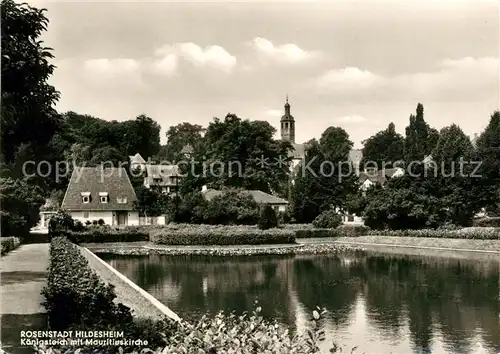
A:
80 246 180 321
84 235 499 258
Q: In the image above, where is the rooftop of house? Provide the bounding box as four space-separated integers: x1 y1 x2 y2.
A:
129 153 146 164
202 188 288 205
145 164 182 186
61 167 138 211
359 167 404 185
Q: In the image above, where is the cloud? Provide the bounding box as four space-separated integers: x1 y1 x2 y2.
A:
317 67 382 90
155 43 237 73
250 37 318 64
81 58 146 88
265 109 283 117
315 57 499 102
150 55 178 77
333 115 368 124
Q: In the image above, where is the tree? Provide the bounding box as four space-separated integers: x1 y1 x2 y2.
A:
475 111 500 213
133 186 170 217
0 177 45 236
432 124 474 166
361 122 404 169
159 122 205 163
290 128 359 223
258 204 278 230
404 104 439 163
126 115 161 159
1 0 61 164
203 114 292 194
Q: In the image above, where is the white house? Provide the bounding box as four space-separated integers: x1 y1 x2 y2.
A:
129 153 147 172
201 187 289 212
61 167 139 226
359 167 405 191
144 164 183 195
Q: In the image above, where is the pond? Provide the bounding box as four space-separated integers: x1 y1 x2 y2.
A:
99 251 500 354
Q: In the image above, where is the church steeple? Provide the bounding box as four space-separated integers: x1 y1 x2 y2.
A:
281 94 295 143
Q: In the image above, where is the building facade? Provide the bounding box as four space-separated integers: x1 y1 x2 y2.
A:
61 167 139 226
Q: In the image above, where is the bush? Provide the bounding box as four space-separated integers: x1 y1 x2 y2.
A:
258 204 278 230
42 237 135 330
473 217 500 227
48 210 76 237
312 209 342 229
295 229 338 238
277 210 292 224
31 305 354 354
294 224 370 238
62 227 150 244
367 227 500 239
150 224 295 245
1 236 20 255
0 177 45 237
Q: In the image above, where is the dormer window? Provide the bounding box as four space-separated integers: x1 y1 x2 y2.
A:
117 197 127 204
81 192 91 204
99 192 109 203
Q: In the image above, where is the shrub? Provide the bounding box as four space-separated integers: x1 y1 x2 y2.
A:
31 306 355 354
312 209 342 229
62 227 150 244
277 210 292 224
48 210 76 237
366 227 500 239
473 217 500 227
295 229 337 238
295 224 370 238
1 236 20 255
0 177 45 237
258 204 278 230
42 237 135 330
334 224 371 237
150 225 295 245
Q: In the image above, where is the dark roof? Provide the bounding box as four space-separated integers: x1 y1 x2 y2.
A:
145 164 181 186
61 167 137 211
202 189 288 205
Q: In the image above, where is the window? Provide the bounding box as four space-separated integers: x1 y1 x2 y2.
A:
81 192 91 203
117 197 127 204
99 192 109 203
83 211 89 218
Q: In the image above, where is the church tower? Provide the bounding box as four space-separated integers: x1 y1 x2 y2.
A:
280 95 295 143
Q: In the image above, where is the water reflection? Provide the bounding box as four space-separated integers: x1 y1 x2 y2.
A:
99 251 500 354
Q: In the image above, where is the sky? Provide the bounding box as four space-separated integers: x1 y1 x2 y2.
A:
34 0 500 148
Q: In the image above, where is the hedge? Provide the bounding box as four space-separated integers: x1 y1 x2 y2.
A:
472 217 500 228
1 236 20 255
53 226 150 244
295 225 371 238
150 225 295 245
367 227 500 239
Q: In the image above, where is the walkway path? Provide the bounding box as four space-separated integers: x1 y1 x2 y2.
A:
0 243 49 354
